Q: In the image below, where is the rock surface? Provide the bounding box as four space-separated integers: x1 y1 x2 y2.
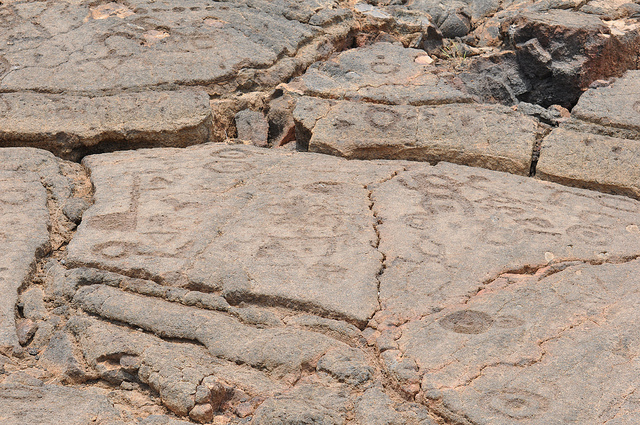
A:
0 90 213 161
295 97 539 175
1 0 640 423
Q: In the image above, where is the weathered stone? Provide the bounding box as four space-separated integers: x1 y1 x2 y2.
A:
401 260 640 424
565 70 640 140
285 43 471 106
0 381 124 425
189 403 214 423
0 90 214 160
503 9 640 107
68 315 287 416
139 416 193 425
0 0 324 94
38 331 86 383
20 287 47 322
296 98 538 175
251 382 350 425
373 161 640 320
15 319 37 346
62 198 91 224
67 144 402 325
235 109 269 147
316 347 373 385
537 128 640 199
356 387 437 425
72 284 342 377
0 170 50 350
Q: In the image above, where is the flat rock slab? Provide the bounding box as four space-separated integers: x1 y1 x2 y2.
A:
0 0 324 94
396 259 640 424
0 171 49 349
0 380 124 425
0 90 213 161
285 42 472 105
537 128 640 199
373 161 640 319
566 70 640 140
295 98 539 175
67 144 402 325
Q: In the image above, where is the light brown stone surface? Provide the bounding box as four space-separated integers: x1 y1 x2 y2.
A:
373 161 640 320
67 143 402 325
295 98 539 175
0 90 214 161
537 128 640 199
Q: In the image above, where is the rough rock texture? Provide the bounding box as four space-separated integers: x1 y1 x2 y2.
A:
2 0 640 424
537 128 640 199
373 161 640 320
0 0 331 94
295 97 539 175
537 71 640 199
0 171 49 349
284 42 472 106
0 90 214 161
67 144 401 325
401 260 640 424
0 378 125 425
565 70 640 140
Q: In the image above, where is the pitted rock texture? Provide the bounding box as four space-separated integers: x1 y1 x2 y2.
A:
0 148 81 350
0 0 328 94
4 143 640 424
0 90 214 161
0 171 49 349
66 144 401 325
565 70 640 140
295 96 539 175
373 161 640 320
537 128 640 199
537 71 640 199
2 0 640 423
284 42 472 106
398 260 640 424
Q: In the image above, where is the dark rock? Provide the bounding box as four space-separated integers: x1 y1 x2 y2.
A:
503 9 640 108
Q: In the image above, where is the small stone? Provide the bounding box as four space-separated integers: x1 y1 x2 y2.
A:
234 401 256 418
235 109 269 147
62 198 91 224
414 55 434 65
16 318 38 346
189 404 214 424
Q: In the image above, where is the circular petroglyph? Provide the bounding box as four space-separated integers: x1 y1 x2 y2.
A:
633 100 640 114
421 193 475 216
483 389 549 419
367 107 399 129
204 161 254 173
370 61 401 75
402 213 432 230
212 148 253 159
92 241 140 259
566 224 610 246
0 190 32 205
439 310 494 334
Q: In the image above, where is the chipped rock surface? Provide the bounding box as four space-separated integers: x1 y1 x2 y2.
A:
538 71 640 199
1 0 640 424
